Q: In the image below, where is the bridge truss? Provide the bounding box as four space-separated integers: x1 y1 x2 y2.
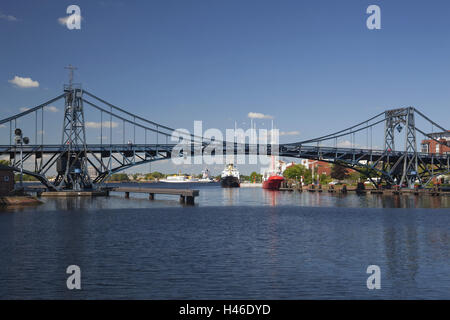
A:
282 107 449 187
0 87 448 190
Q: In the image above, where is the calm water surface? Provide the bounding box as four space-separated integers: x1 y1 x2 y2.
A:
0 182 449 299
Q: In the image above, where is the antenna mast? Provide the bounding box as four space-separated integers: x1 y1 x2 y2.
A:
64 64 77 88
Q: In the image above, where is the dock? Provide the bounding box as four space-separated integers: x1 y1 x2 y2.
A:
0 196 42 206
277 184 450 196
40 190 108 197
112 187 199 205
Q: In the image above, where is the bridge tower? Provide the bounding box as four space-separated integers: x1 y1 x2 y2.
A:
54 66 92 190
383 107 418 188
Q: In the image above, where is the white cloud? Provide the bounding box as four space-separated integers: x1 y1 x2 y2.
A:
0 12 18 21
58 14 83 26
9 76 39 88
0 124 6 128
336 140 363 148
337 140 352 148
57 16 69 26
19 106 58 113
248 112 273 119
44 106 58 112
86 121 119 129
280 131 300 136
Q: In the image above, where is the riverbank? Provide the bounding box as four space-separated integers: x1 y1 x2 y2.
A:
0 196 42 206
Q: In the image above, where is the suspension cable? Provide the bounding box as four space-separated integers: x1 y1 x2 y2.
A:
0 94 66 125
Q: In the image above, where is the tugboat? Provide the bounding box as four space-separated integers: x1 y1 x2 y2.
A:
220 164 240 188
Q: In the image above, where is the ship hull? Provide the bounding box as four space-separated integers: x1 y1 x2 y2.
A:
262 176 284 190
220 176 240 188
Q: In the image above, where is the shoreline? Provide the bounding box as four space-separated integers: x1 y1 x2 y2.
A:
0 196 42 206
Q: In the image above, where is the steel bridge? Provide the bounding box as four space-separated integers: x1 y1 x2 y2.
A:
0 82 448 191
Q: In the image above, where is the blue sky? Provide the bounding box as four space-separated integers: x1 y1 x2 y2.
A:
1 0 449 173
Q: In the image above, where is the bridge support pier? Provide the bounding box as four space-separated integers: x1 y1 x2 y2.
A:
186 196 195 205
179 195 195 205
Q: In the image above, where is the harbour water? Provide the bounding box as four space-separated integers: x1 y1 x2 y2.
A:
0 182 449 299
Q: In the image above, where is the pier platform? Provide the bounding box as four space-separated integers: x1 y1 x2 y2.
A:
40 190 109 197
112 187 199 205
0 196 42 206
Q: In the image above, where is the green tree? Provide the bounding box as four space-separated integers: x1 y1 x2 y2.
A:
240 175 250 182
359 168 380 181
283 164 312 184
283 164 302 179
250 171 262 182
347 171 361 183
319 173 332 185
330 164 349 182
145 173 153 180
0 160 10 166
146 171 165 180
108 173 129 182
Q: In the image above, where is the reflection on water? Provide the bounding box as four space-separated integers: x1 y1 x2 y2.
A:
222 188 239 206
0 183 449 299
3 183 448 212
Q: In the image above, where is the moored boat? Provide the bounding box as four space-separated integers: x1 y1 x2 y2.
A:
262 175 284 190
160 175 189 183
262 150 285 190
220 164 240 188
160 173 199 183
198 168 214 183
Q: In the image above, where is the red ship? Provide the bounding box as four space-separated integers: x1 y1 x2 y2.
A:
262 121 285 190
262 175 284 190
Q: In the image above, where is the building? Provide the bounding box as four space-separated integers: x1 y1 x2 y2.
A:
300 159 332 176
421 131 450 155
260 159 296 178
279 160 296 173
0 165 15 196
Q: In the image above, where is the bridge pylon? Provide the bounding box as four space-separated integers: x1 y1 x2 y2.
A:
53 77 92 190
384 107 419 188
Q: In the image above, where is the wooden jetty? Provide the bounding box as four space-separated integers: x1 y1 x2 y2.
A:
40 190 108 197
112 187 199 205
0 196 42 206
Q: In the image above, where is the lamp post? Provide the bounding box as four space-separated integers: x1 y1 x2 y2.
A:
14 128 29 189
